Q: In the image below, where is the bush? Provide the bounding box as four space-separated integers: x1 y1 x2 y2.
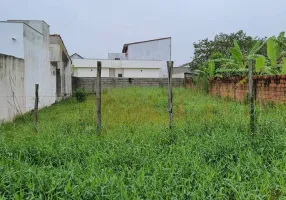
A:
74 88 87 102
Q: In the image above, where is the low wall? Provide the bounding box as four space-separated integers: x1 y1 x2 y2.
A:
208 75 286 103
72 77 184 92
0 54 26 123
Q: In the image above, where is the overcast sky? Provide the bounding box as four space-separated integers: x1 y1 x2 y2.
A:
1 0 286 65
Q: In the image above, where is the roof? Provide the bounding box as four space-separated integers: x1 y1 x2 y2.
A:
173 67 190 74
0 21 43 36
70 53 84 59
122 37 171 53
175 62 191 68
7 20 50 27
50 34 72 63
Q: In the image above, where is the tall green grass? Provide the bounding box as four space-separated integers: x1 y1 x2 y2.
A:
0 87 285 199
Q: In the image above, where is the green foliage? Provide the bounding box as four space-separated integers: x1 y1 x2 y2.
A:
210 52 224 60
0 88 286 199
192 30 286 78
248 40 265 56
191 30 264 69
74 88 87 102
277 32 285 46
282 58 286 74
193 71 210 93
194 31 286 77
231 39 244 66
255 56 266 73
207 61 215 77
267 37 279 66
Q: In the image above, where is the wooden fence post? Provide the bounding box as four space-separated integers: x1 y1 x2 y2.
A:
248 60 255 135
167 61 174 129
96 61 102 135
34 84 39 132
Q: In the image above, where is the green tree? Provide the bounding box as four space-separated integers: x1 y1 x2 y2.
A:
191 30 266 69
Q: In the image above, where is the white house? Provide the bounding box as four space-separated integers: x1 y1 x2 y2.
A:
72 59 163 78
0 20 72 122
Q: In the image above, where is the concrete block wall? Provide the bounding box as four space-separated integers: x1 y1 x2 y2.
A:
0 54 26 123
72 77 184 93
208 75 286 103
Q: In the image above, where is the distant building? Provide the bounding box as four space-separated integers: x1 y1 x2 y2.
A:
70 53 84 59
50 34 72 100
108 53 127 60
173 67 191 78
72 59 163 78
72 37 171 78
171 62 191 78
0 20 72 122
122 37 171 77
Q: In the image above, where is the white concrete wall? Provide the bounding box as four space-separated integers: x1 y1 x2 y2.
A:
0 54 26 123
73 59 162 78
127 39 171 60
0 22 24 58
123 68 159 78
126 38 171 77
65 61 72 96
49 44 61 62
172 73 185 78
121 60 164 69
73 67 109 77
72 59 111 68
115 68 124 77
109 68 115 77
23 22 56 110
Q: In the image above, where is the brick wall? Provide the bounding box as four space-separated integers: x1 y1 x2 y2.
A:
208 75 286 103
72 77 184 93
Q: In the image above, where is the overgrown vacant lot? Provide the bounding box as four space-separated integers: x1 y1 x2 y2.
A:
0 88 286 199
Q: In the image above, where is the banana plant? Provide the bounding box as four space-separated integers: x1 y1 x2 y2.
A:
254 56 278 75
230 39 265 69
258 32 286 75
210 39 265 71
194 60 216 77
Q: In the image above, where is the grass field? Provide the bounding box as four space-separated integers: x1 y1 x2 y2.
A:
0 87 286 199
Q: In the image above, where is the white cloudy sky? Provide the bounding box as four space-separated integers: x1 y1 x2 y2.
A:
1 0 286 65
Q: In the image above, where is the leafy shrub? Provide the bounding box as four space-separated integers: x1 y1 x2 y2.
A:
74 88 87 102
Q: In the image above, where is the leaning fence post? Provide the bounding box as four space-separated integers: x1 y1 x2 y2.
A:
34 84 39 132
248 60 255 135
167 61 174 129
96 61 102 135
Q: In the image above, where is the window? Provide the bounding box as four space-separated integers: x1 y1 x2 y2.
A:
115 58 120 60
118 74 122 77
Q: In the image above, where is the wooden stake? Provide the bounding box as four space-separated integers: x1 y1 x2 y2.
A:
96 61 102 135
34 84 39 132
248 60 255 135
167 61 174 129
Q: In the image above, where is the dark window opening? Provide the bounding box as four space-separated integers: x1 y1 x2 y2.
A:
118 74 122 77
115 58 120 60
